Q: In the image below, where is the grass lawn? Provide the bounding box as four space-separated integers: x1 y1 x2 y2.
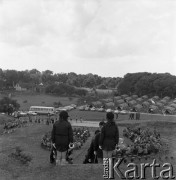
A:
68 109 176 123
0 114 14 125
10 93 78 111
0 114 175 180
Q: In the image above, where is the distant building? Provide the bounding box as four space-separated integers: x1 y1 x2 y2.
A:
55 81 63 85
14 83 27 91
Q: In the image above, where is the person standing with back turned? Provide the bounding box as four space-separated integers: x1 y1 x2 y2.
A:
51 110 73 165
94 121 105 164
99 112 119 159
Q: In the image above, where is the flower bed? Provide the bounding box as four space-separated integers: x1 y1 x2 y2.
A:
113 126 169 158
2 119 28 134
41 127 90 150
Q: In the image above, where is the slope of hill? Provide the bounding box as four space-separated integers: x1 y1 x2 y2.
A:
0 120 175 180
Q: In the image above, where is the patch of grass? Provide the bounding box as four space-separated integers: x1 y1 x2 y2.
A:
11 94 78 110
0 114 14 125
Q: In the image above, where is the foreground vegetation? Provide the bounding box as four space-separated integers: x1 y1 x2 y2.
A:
0 113 175 180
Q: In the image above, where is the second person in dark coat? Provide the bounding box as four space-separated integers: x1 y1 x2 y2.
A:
94 121 105 163
99 112 119 159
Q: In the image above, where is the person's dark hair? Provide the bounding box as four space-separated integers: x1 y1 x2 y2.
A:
59 111 69 122
106 112 115 126
95 129 100 135
106 112 114 121
99 121 105 126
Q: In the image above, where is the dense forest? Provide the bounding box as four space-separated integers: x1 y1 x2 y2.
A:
118 72 176 98
0 68 121 90
0 68 176 98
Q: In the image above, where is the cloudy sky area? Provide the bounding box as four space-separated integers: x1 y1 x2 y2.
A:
0 0 175 77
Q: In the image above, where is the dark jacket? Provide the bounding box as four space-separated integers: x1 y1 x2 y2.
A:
83 136 98 164
86 139 96 163
94 132 103 158
51 120 73 152
99 121 119 151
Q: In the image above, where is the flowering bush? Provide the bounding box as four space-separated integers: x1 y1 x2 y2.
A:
113 127 168 157
10 146 32 165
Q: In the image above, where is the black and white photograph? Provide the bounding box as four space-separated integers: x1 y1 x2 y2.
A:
0 0 176 179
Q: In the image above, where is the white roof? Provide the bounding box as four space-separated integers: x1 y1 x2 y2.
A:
30 106 54 109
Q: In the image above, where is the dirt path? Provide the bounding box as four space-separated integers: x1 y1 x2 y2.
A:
72 132 94 164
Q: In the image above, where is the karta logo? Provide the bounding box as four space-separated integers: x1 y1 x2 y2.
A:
103 158 175 179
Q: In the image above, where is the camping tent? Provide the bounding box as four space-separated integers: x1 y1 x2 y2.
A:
149 105 159 110
102 98 113 103
121 94 128 98
164 106 175 114
148 105 159 113
134 104 143 111
142 101 150 107
114 96 121 100
152 96 160 100
142 95 148 99
156 102 164 107
92 101 102 107
119 103 129 109
132 95 138 99
169 103 176 109
163 96 170 100
125 97 132 101
116 99 125 104
160 99 167 104
105 102 115 108
136 98 143 102
128 100 137 106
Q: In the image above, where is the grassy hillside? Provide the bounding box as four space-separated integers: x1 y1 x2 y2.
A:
0 120 175 180
0 114 14 125
9 94 78 111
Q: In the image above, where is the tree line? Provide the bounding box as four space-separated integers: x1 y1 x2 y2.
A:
45 83 87 96
0 69 176 98
118 72 176 98
0 69 121 90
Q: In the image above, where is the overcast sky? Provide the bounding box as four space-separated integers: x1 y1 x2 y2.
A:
0 0 175 77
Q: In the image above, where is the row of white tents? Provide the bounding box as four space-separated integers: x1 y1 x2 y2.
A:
90 95 176 114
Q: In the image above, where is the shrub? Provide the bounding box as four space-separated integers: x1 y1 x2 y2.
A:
10 146 32 165
15 146 23 156
53 101 62 108
23 100 27 103
45 83 88 96
0 97 20 114
68 97 73 101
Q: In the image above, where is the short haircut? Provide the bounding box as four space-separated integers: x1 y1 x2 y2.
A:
99 121 105 126
95 130 100 135
106 112 114 120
